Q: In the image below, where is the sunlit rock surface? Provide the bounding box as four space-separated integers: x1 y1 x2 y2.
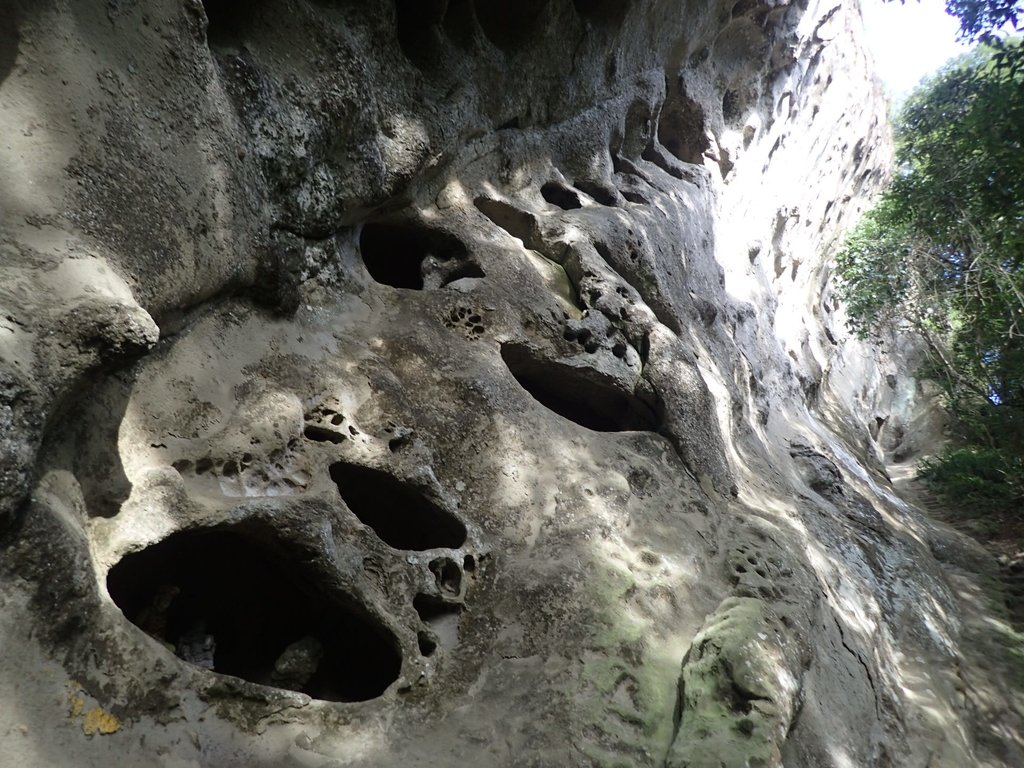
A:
1 1 1022 766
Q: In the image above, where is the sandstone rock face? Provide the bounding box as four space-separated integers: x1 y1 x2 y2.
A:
1 1 1022 766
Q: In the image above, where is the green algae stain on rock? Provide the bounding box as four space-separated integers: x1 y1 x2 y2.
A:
667 597 806 768
574 555 697 766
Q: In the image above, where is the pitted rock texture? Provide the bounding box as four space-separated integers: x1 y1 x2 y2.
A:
1 1 1023 767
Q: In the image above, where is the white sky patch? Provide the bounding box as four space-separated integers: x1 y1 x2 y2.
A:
861 0 973 103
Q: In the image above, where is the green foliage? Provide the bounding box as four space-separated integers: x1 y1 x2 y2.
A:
945 0 1022 43
833 202 915 340
920 446 1024 510
943 0 1024 74
835 39 1024 511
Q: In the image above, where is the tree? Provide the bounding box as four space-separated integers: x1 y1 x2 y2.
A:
834 40 1024 508
944 0 1023 73
945 0 1022 43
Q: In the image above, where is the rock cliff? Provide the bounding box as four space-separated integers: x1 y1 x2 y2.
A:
1 1 1022 766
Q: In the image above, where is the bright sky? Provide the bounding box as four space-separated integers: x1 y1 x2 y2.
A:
861 0 973 102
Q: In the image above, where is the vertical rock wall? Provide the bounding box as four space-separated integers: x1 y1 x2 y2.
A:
1 1 1021 766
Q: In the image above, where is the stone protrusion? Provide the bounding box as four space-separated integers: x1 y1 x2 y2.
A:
667 596 807 768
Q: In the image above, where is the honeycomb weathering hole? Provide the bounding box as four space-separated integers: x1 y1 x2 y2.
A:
541 182 582 210
107 525 401 702
359 220 470 290
501 343 660 432
329 463 468 550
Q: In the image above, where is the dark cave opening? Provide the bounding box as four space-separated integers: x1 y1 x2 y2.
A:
395 0 446 67
657 78 709 165
573 179 618 206
501 343 660 432
107 524 401 702
571 0 630 24
473 0 549 51
359 220 470 290
541 182 583 210
201 0 269 48
329 463 468 550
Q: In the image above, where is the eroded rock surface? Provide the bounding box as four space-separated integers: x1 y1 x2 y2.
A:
1 1 1022 766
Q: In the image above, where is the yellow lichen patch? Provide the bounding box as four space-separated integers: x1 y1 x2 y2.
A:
69 694 86 718
82 707 121 736
66 680 121 736
66 681 86 717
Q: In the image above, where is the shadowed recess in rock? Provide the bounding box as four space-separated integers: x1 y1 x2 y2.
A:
658 77 709 164
417 631 437 657
574 179 618 206
429 556 462 596
359 220 473 290
642 142 687 180
201 0 270 49
441 0 475 46
474 197 542 249
395 0 445 66
413 593 462 652
571 0 630 24
0 7 18 87
540 181 582 210
501 343 659 432
106 524 401 702
474 0 549 50
329 462 468 550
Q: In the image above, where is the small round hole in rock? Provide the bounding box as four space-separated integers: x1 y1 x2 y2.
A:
107 524 401 702
417 631 437 657
429 557 462 596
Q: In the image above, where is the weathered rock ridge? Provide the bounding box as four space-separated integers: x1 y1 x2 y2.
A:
1 1 1022 766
